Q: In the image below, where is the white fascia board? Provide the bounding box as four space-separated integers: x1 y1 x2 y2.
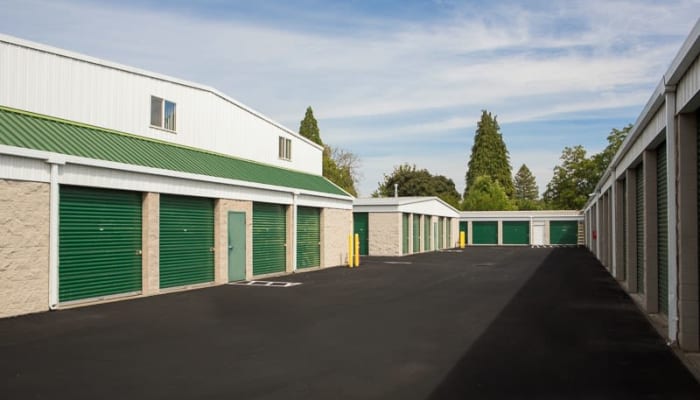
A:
0 145 353 204
665 19 700 85
460 210 582 219
584 79 665 210
0 34 323 152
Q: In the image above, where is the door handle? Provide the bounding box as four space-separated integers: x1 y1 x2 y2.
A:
228 245 233 250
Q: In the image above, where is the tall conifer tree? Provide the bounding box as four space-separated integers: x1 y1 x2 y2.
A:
464 110 513 198
299 106 322 145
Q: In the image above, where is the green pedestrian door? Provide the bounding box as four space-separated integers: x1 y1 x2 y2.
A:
657 143 668 314
228 212 246 282
160 195 215 289
297 207 321 269
472 221 498 244
549 221 578 245
503 221 529 245
253 203 287 276
59 186 142 303
412 215 420 253
353 212 369 256
402 214 409 254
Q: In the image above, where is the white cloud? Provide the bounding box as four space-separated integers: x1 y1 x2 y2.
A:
1 0 698 202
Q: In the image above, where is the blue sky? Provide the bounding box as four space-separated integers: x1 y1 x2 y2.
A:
1 0 699 196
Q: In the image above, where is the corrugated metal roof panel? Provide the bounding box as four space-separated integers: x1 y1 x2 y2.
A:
0 106 349 197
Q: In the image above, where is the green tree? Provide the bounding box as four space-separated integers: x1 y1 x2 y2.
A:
323 145 359 197
543 145 597 209
373 164 461 208
543 124 632 210
462 175 515 211
591 124 632 179
465 110 513 199
299 106 322 145
513 164 541 210
297 106 360 196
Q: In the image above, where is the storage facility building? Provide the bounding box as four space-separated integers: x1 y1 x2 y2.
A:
583 19 700 351
0 34 354 318
459 211 584 246
353 197 459 256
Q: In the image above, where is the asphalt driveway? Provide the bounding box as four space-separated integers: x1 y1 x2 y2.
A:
1 247 698 399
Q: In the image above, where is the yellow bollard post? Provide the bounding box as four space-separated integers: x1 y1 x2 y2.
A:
348 234 354 268
460 231 465 249
354 233 360 267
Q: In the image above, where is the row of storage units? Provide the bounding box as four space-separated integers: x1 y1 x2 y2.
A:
583 19 700 352
352 197 460 256
0 106 353 317
458 211 583 246
59 187 330 303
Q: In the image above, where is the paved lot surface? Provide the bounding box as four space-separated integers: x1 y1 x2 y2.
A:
1 247 699 399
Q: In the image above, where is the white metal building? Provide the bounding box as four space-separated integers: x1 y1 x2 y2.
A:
583 19 700 351
459 211 583 246
0 34 354 318
352 197 460 256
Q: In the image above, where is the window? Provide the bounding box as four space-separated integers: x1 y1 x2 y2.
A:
150 96 176 132
278 137 291 160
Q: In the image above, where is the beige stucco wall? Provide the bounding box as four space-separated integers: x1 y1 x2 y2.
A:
214 199 253 282
0 180 50 318
142 192 160 295
369 212 401 256
321 208 352 267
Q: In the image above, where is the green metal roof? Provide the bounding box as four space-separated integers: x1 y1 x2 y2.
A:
0 106 349 197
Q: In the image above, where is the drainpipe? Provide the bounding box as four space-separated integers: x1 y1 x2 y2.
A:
47 159 64 310
291 191 299 272
665 84 679 344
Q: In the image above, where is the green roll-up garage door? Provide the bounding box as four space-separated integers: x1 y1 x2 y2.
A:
297 206 320 269
354 212 369 256
438 218 444 249
402 214 409 254
160 195 214 288
550 221 578 245
424 217 431 251
413 215 420 253
59 186 142 302
503 221 529 245
657 143 668 314
473 221 498 244
253 203 287 275
636 163 645 293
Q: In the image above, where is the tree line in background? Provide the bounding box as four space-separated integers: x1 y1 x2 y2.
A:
372 110 630 211
299 106 630 211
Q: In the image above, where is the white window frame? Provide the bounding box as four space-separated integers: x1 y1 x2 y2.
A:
278 137 292 161
150 96 177 132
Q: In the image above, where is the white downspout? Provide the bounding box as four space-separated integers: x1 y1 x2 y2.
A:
47 159 64 309
291 191 299 272
665 84 679 344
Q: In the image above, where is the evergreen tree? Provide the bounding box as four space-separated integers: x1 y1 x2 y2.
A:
298 106 322 145
298 106 360 196
462 175 515 211
513 164 540 210
464 110 513 199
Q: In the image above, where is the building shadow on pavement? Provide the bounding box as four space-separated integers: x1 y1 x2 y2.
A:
427 247 700 400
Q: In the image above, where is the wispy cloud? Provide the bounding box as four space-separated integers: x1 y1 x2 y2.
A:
1 0 698 197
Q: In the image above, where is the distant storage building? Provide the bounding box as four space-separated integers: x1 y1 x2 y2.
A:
352 197 459 256
583 19 700 351
459 211 584 246
0 34 353 318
